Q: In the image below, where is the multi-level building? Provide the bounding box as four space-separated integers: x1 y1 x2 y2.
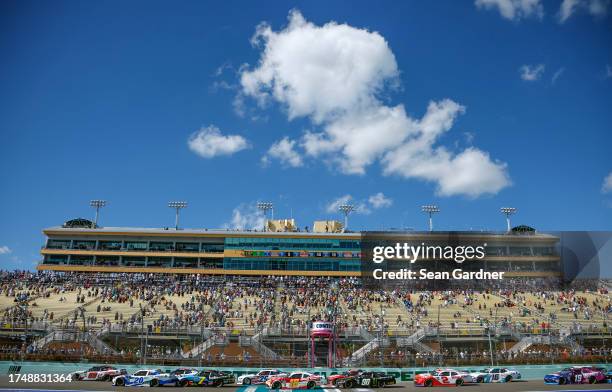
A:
37 218 561 278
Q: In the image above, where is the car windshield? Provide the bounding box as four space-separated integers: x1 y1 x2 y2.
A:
133 371 147 376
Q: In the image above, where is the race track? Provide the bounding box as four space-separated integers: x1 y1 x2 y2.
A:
1 378 612 392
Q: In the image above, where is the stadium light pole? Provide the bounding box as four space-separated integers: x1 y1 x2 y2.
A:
257 202 274 231
500 207 517 232
89 200 107 228
338 204 356 232
421 205 440 232
168 201 187 230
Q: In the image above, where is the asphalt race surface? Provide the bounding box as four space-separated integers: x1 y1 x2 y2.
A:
1 377 612 392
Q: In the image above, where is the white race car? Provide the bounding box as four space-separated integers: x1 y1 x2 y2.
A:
469 368 521 383
237 369 288 385
266 371 324 390
73 365 126 381
112 369 173 387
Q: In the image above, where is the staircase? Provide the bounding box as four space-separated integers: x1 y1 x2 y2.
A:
84 332 119 355
28 328 118 355
509 333 584 354
345 335 390 365
29 329 58 351
240 333 280 359
396 328 436 354
182 333 227 358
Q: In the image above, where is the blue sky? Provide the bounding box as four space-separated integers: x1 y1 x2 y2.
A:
0 0 611 269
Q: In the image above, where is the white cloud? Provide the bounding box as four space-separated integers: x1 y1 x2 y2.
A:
603 172 612 193
551 67 565 84
326 195 353 214
558 0 609 22
262 137 303 167
606 65 612 78
475 0 544 20
325 195 371 215
520 64 545 81
223 203 265 230
241 9 399 124
0 246 11 255
239 10 510 198
187 125 250 158
326 193 393 215
368 192 393 209
382 100 510 198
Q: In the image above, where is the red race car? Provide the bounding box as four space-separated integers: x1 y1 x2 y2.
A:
327 369 363 386
266 371 323 389
415 369 467 387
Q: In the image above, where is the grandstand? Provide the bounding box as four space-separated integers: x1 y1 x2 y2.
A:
0 217 609 367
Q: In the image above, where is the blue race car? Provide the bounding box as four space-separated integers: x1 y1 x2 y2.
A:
112 369 176 387
544 367 605 385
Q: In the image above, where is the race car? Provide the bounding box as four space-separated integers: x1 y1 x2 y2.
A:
336 371 396 388
237 369 287 385
468 368 521 383
414 369 467 387
327 369 363 387
73 365 127 381
176 369 236 387
544 366 606 385
112 369 174 387
169 368 199 386
266 371 323 390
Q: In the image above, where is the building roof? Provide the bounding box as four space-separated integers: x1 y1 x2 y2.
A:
42 225 558 241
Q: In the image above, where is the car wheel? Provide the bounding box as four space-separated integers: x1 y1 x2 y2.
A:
505 375 512 383
455 379 464 386
306 381 316 389
331 379 338 387
424 379 433 387
213 380 223 388
102 375 111 381
243 378 251 385
346 379 357 388
559 378 566 385
272 381 282 389
150 379 159 387
476 376 483 383
115 378 125 386
179 379 188 387
73 374 81 381
589 376 597 384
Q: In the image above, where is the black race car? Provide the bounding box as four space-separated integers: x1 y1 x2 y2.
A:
184 370 236 387
336 371 396 388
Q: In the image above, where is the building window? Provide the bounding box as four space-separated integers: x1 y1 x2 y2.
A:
96 256 120 266
147 257 172 267
70 255 93 265
98 241 122 250
174 257 198 268
44 255 68 264
73 240 95 250
150 242 174 251
123 257 145 267
125 241 147 251
47 240 70 249
176 242 199 252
